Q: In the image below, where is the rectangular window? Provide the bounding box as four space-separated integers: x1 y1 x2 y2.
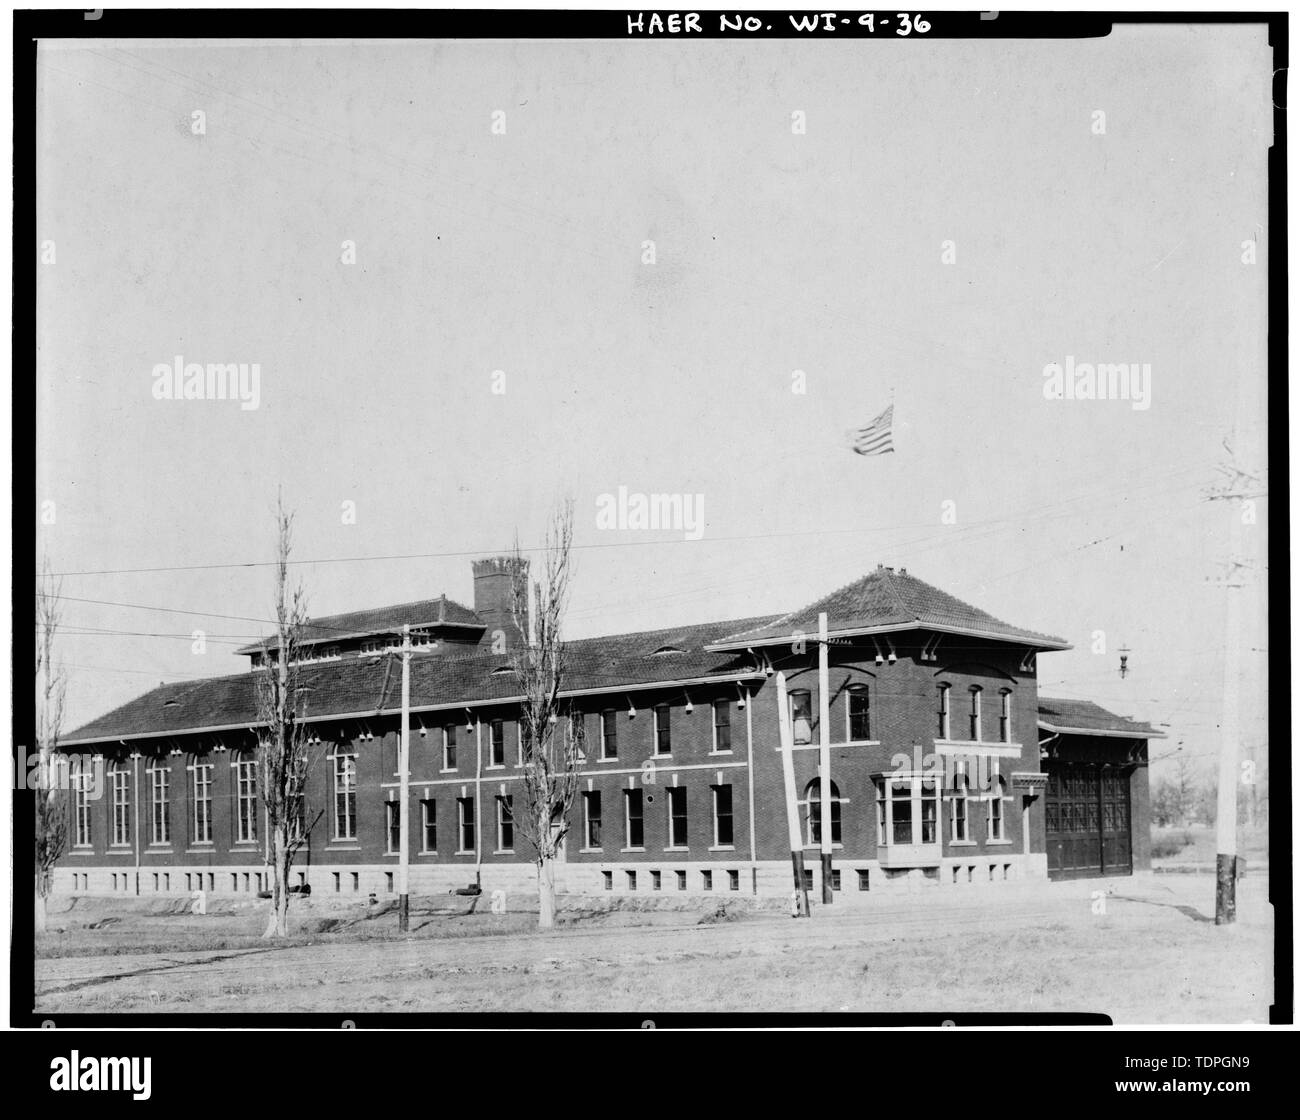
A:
728 869 740 891
667 786 688 848
999 690 1012 743
583 790 602 848
386 801 401 854
891 782 912 845
969 688 982 741
73 761 92 847
602 870 613 891
938 685 950 739
848 686 871 741
149 761 170 845
236 757 257 843
651 870 662 891
952 772 971 842
333 751 357 840
675 869 686 891
191 759 213 844
519 721 532 765
857 869 870 891
790 690 813 745
713 784 734 847
624 788 644 849
422 799 437 852
653 704 672 755
496 795 514 852
626 870 637 891
569 714 587 762
701 870 713 891
600 710 618 759
988 770 1006 841
442 725 457 770
490 719 505 767
111 765 131 846
457 797 475 852
875 781 886 846
712 699 732 752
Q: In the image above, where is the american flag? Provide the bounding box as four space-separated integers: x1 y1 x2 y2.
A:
849 404 895 457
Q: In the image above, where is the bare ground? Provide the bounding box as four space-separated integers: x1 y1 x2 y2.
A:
32 873 1274 1021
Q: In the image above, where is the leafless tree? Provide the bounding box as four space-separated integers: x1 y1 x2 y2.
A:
509 499 583 929
35 557 68 934
254 497 318 937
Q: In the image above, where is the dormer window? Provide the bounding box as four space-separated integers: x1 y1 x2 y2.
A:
652 645 684 656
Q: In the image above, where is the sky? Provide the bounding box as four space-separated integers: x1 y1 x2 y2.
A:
36 27 1272 785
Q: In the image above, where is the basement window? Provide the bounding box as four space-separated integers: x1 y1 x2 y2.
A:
675 870 686 891
626 870 637 891
602 871 613 891
728 870 740 891
651 870 662 891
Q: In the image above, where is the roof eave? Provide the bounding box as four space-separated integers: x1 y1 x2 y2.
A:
705 620 1071 653
1038 720 1164 739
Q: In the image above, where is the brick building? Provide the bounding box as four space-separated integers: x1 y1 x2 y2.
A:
55 560 1160 899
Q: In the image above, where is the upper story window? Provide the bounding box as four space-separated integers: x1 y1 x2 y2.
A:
937 684 951 739
653 704 672 756
847 684 871 741
999 688 1012 742
789 690 813 745
442 724 457 770
712 699 731 752
968 686 982 742
489 719 505 767
600 710 618 760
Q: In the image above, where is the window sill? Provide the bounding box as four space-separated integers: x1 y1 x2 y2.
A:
454 850 476 857
621 847 646 853
664 846 690 853
596 757 619 764
708 845 737 852
485 765 506 771
326 843 360 851
493 850 515 856
948 840 976 847
985 839 1013 846
418 851 438 857
708 750 733 756
440 768 457 774
652 753 672 761
579 847 602 854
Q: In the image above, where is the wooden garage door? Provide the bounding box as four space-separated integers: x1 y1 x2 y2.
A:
1045 763 1132 880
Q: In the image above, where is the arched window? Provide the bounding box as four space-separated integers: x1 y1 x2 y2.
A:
233 751 257 844
802 779 843 846
188 752 214 844
109 757 132 847
987 771 1007 841
333 744 357 841
968 686 982 741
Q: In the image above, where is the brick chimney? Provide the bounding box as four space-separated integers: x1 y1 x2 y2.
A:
472 556 529 647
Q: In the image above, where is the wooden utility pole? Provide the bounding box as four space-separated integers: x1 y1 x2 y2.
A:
398 623 411 931
776 672 810 916
1204 438 1264 926
818 612 833 903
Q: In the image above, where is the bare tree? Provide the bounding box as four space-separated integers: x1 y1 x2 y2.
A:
254 497 317 938
509 499 583 929
35 557 68 934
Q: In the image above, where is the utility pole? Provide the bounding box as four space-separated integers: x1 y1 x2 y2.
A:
775 672 810 917
818 612 833 903
398 623 411 932
1204 438 1264 926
